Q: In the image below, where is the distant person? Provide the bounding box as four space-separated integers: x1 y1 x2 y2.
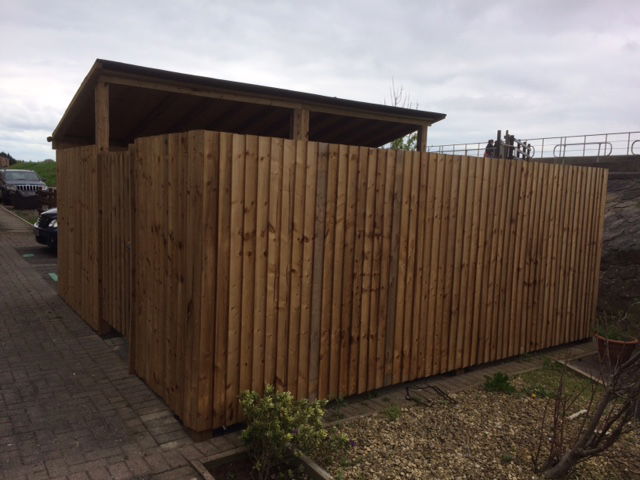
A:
484 139 494 158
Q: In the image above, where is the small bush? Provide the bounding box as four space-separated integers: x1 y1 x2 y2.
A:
239 385 350 480
483 372 516 394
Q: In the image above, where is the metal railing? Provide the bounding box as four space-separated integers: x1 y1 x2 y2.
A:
429 130 640 160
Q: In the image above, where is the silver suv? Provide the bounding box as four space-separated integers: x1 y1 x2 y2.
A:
0 169 48 204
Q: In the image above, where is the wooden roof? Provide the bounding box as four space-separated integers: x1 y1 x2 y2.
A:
50 59 446 149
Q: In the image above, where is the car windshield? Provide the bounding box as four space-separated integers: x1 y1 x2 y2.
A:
4 171 40 182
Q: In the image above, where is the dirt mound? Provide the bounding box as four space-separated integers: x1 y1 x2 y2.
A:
598 177 640 335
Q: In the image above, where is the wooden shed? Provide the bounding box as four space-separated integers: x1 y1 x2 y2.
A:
51 60 607 432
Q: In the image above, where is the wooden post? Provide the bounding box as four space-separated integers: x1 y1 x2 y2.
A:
95 81 110 152
291 108 310 141
416 123 428 152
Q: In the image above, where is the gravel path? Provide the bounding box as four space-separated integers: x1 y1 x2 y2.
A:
330 389 640 480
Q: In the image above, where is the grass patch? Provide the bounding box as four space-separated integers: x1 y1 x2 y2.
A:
516 360 599 402
483 372 516 394
12 209 39 224
381 405 402 421
8 160 56 187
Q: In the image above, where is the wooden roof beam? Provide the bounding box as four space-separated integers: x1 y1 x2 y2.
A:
98 73 434 127
95 81 109 152
291 108 309 141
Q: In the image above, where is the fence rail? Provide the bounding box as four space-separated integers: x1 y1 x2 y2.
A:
429 130 640 161
57 131 608 432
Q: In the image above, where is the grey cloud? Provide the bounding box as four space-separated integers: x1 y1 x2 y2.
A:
1 0 639 159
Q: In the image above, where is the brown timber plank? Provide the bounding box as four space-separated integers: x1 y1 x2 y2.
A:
226 134 245 424
252 136 271 394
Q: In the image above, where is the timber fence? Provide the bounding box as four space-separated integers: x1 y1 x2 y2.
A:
56 130 608 431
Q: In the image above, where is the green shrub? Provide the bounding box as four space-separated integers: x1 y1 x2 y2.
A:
483 372 516 394
239 385 349 480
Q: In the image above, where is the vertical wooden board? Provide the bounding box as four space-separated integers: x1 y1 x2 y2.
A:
392 150 411 383
498 160 520 359
298 142 318 399
493 159 513 360
183 132 207 427
308 142 327 400
565 167 582 343
384 148 403 385
163 135 179 411
551 166 570 346
329 144 349 398
447 156 466 370
276 139 295 391
287 140 306 396
569 168 585 342
522 163 540 353
410 150 428 379
574 169 592 339
537 163 558 349
487 159 509 362
563 166 581 343
340 145 359 392
193 131 218 430
417 153 435 376
554 165 571 345
369 148 386 389
568 168 584 339
400 152 420 382
318 143 338 399
425 154 444 375
531 163 549 350
214 134 231 427
138 139 153 386
441 155 460 371
348 146 368 395
174 135 189 420
358 147 376 393
265 137 283 388
158 140 170 400
149 136 167 395
589 169 608 332
577 169 595 340
376 150 395 386
542 164 561 348
461 156 482 368
225 134 245 424
240 135 258 400
451 156 472 369
469 157 491 365
506 162 527 357
581 168 599 338
433 156 455 374
478 157 498 364
516 160 532 355
252 136 271 394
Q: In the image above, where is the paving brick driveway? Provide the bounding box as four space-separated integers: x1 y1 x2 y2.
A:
0 207 240 480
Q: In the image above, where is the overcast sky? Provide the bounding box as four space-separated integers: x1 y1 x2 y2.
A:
1 0 639 160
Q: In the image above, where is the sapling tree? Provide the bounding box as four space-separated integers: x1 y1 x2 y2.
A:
534 351 640 479
386 80 418 151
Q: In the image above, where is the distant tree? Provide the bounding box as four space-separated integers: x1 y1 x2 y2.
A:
0 152 17 165
386 80 418 151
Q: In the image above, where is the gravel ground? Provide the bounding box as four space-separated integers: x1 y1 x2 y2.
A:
329 389 640 480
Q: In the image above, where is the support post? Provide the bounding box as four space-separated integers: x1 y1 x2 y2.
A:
416 123 429 152
291 108 310 141
95 81 110 152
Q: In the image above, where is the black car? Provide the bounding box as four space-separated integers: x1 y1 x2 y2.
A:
0 169 48 204
34 208 58 250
